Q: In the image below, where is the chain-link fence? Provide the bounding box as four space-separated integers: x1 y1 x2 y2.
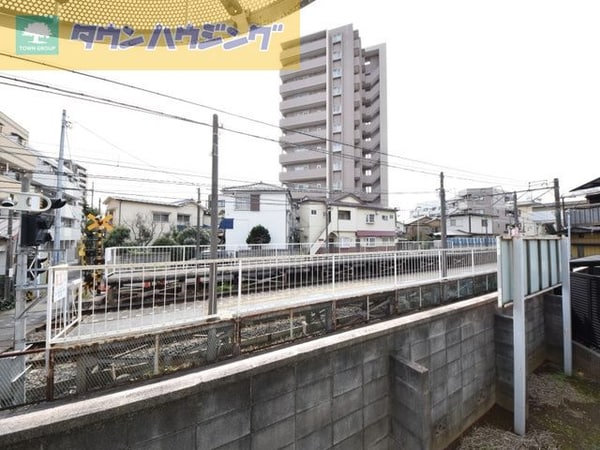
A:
0 271 497 410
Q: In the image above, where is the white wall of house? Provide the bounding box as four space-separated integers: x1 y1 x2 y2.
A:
222 191 289 249
104 198 204 242
447 214 496 236
298 195 397 248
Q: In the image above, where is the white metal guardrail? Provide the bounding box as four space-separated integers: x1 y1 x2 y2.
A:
46 247 497 344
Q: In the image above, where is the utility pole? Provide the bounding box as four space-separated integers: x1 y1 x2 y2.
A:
4 208 13 305
513 191 519 229
208 114 219 316
53 109 67 264
553 178 562 233
439 172 448 278
195 187 201 259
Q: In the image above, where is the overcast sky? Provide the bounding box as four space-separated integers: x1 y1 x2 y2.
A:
1 0 599 219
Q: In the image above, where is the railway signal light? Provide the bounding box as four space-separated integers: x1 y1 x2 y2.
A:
21 215 53 246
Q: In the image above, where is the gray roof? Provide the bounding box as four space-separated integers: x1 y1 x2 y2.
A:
104 196 198 208
222 182 287 193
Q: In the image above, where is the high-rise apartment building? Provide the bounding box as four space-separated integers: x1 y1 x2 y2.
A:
278 24 388 206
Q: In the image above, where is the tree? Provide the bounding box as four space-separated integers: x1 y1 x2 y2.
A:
104 226 132 248
173 227 210 246
124 213 156 246
152 236 177 246
246 225 271 245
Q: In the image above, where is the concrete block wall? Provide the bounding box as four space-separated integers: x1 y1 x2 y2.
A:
0 295 499 450
495 293 551 411
389 299 496 450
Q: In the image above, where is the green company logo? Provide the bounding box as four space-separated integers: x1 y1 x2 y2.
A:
16 15 59 55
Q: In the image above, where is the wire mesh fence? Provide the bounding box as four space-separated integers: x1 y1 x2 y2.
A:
0 271 497 410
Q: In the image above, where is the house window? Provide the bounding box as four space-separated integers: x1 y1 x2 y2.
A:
481 219 488 227
382 215 388 221
235 194 250 211
338 210 351 220
365 237 376 247
250 194 260 212
450 219 457 226
153 212 170 223
364 185 372 194
177 214 191 226
366 213 375 224
311 209 317 215
340 237 353 248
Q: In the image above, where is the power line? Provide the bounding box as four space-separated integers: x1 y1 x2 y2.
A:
0 57 528 187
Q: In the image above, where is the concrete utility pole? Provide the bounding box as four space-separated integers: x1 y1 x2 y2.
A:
208 114 219 316
553 178 562 233
195 187 201 259
513 191 519 229
53 109 67 264
439 172 448 278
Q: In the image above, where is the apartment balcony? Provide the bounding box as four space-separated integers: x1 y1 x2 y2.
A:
279 149 326 165
362 89 380 106
362 102 380 121
279 167 326 183
279 128 326 146
363 68 380 89
0 134 37 173
280 73 327 97
280 37 327 64
570 205 600 226
280 90 326 114
363 116 380 135
281 55 327 82
280 110 326 129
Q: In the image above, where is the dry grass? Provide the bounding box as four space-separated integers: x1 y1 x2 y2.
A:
457 425 558 450
528 372 595 407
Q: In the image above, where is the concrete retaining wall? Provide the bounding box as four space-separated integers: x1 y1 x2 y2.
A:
0 294 498 450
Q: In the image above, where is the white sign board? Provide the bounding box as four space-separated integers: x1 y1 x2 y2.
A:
52 265 69 304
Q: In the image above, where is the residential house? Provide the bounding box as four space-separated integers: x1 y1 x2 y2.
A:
104 196 206 244
404 216 440 241
296 194 396 254
566 177 600 258
221 182 294 249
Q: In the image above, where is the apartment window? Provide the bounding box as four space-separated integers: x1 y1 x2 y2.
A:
364 169 372 176
332 68 342 78
366 213 375 224
332 162 342 171
177 214 191 226
153 212 170 223
250 194 260 211
481 219 488 227
332 124 342 133
332 51 342 60
364 153 372 159
338 210 351 220
365 185 372 194
382 215 388 221
311 209 317 216
332 33 342 43
332 143 342 152
235 194 250 211
365 237 376 247
332 86 342 95
450 219 457 226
